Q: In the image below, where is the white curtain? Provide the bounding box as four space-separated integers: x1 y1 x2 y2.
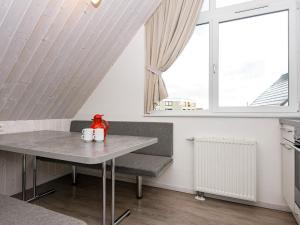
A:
145 0 203 113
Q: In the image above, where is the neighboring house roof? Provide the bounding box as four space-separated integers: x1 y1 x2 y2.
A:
251 73 288 106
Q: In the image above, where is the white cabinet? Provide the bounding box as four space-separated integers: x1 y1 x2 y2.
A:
281 140 295 211
281 124 295 213
294 204 300 224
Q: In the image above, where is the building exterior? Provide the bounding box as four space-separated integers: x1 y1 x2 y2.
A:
155 99 198 111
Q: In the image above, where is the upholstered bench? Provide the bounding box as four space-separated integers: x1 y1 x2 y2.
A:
70 121 173 199
0 194 87 225
38 121 173 199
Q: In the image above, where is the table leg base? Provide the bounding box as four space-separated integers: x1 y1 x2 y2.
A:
114 209 131 225
27 189 56 203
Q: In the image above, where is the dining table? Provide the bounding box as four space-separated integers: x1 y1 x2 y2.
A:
0 130 158 225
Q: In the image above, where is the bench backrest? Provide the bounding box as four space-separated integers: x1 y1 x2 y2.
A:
70 121 173 157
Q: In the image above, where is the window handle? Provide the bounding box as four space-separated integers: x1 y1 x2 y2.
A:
213 64 217 74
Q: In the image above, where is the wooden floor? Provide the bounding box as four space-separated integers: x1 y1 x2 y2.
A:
30 174 296 225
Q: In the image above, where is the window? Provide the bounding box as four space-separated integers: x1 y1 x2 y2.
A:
219 11 289 107
158 24 209 111
155 0 298 114
201 0 209 11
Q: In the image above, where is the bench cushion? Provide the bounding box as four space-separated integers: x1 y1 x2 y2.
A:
38 121 173 178
37 155 172 177
115 153 173 177
0 194 87 225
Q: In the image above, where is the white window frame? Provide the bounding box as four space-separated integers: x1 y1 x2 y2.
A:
148 0 300 117
209 0 298 113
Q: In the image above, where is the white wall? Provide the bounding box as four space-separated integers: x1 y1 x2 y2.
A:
75 27 286 210
0 119 71 196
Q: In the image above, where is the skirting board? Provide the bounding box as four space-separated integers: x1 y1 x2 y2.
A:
77 167 290 212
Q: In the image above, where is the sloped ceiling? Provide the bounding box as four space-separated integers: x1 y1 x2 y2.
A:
0 0 161 120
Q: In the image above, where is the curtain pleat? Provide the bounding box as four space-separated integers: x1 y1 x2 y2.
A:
145 0 203 113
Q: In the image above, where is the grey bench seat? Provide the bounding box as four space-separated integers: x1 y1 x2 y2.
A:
115 153 172 177
38 153 172 177
0 194 87 225
73 121 173 199
38 121 173 199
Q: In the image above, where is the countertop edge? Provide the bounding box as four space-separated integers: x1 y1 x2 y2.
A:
280 118 300 127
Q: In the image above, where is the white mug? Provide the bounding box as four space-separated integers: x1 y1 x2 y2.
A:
81 128 94 142
94 128 104 142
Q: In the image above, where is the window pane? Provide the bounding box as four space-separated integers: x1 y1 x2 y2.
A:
156 24 209 111
219 11 289 107
201 0 209 11
217 0 253 8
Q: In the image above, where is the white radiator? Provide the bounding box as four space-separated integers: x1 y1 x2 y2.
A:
193 137 257 202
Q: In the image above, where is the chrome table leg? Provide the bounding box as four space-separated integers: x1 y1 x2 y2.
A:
111 159 115 225
33 156 37 197
72 166 77 185
114 210 131 225
27 189 56 202
22 154 27 201
136 176 143 199
102 162 107 225
27 156 55 203
111 158 131 225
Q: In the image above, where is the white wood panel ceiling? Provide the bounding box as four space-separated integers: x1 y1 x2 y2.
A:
0 0 161 120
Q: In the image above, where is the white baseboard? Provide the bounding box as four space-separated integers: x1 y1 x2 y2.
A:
202 193 290 212
77 168 290 212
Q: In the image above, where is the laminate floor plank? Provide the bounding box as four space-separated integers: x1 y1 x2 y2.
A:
27 174 296 225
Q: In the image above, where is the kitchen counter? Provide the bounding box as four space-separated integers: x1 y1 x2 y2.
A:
280 118 300 127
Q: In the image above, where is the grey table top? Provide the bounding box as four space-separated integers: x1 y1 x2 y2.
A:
0 131 158 164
